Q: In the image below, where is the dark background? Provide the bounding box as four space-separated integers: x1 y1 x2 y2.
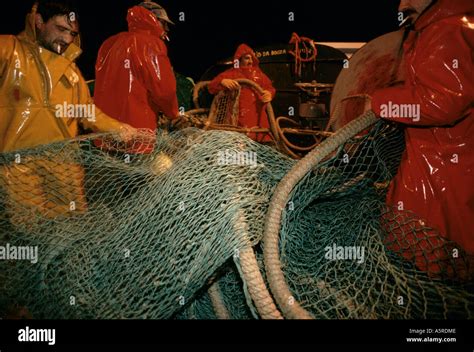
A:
0 1 401 81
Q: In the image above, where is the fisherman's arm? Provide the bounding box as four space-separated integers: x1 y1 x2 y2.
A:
260 72 276 102
0 36 16 138
76 74 137 141
371 26 473 126
0 35 15 79
132 42 179 119
208 70 240 93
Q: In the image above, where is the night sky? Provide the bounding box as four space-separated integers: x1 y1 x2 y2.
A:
1 1 401 81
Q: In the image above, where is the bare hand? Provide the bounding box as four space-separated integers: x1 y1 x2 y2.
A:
221 79 240 90
261 90 272 103
363 96 373 114
117 124 138 143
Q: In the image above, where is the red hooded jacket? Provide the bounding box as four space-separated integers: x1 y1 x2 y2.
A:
208 44 276 142
371 0 474 261
94 6 179 152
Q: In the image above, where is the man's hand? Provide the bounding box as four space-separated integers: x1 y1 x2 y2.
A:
221 79 240 90
261 90 273 103
117 124 138 143
363 96 373 114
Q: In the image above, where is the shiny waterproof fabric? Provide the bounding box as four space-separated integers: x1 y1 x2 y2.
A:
208 44 276 142
0 6 126 222
94 6 179 151
0 7 124 153
372 0 474 259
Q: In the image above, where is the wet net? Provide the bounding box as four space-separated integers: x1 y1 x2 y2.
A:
272 121 473 319
0 120 472 319
0 128 291 319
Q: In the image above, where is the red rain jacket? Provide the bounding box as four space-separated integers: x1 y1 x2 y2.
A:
372 0 474 258
208 44 276 142
94 6 179 152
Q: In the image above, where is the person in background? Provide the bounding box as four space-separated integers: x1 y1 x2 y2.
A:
208 44 276 143
94 2 179 153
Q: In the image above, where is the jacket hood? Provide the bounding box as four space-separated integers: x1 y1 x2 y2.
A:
234 44 259 66
18 2 82 61
416 0 474 30
127 5 165 38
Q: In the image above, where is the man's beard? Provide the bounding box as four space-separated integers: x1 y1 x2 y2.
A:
37 34 67 54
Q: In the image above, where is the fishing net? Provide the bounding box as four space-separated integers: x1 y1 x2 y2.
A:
175 259 255 320
273 122 473 319
0 120 472 319
0 128 291 319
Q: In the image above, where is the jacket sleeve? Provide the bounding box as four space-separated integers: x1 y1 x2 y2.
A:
132 41 179 119
76 73 125 132
260 71 276 98
372 24 474 126
0 36 16 142
0 35 15 80
208 69 236 94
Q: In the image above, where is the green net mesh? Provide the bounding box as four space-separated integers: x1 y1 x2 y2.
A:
175 260 255 320
0 128 291 319
276 122 473 319
0 122 472 319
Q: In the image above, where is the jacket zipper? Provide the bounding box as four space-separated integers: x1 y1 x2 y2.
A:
33 47 51 107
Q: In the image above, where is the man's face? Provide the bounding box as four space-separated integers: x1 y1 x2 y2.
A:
399 0 433 24
36 14 79 54
155 19 170 41
240 54 253 68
